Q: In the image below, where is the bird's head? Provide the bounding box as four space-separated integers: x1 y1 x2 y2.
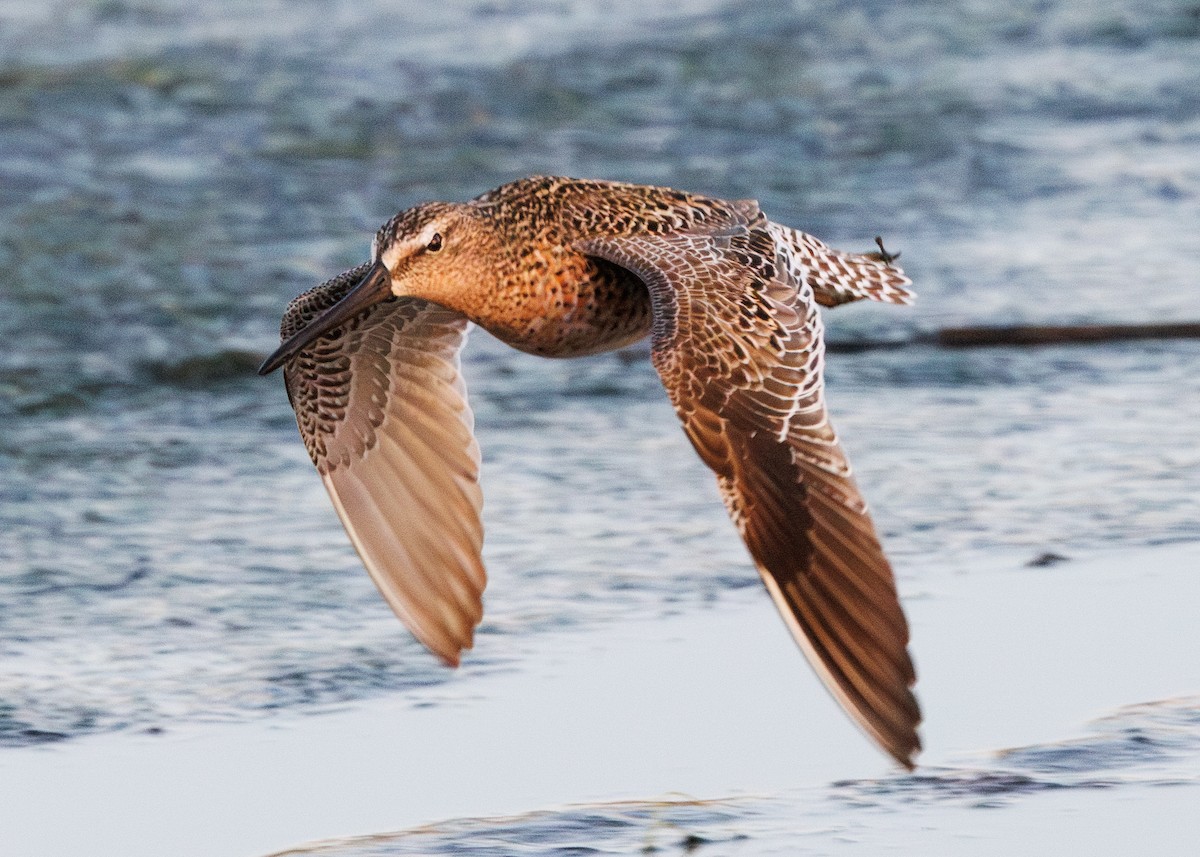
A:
370 201 490 292
259 202 492 375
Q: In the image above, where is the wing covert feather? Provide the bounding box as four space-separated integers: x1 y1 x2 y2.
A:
280 266 484 666
578 225 921 767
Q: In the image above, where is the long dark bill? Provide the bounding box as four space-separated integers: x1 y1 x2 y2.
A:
258 262 392 375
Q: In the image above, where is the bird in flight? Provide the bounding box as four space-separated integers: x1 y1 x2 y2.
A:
260 176 921 767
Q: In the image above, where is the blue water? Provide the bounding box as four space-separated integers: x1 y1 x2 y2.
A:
1 0 1199 850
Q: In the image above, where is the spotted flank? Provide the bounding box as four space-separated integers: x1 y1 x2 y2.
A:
261 176 921 768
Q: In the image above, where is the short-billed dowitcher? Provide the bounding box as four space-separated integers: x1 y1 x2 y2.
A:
260 176 921 768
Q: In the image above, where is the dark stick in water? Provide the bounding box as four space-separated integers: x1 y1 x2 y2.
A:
827 321 1200 353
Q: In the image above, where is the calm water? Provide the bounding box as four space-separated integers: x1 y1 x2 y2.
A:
2 0 1199 851
270 686 1200 856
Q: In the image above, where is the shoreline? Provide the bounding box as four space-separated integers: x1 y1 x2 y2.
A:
2 541 1198 857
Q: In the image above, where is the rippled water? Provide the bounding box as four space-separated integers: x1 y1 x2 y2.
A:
2 0 1199 851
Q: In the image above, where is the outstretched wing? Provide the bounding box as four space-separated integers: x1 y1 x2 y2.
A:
578 225 921 767
280 264 485 666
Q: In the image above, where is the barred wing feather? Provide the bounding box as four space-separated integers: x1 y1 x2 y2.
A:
280 265 485 666
578 225 922 768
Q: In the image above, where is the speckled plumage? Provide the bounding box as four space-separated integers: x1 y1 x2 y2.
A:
262 176 921 768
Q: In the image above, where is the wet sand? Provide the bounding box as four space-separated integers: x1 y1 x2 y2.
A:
3 541 1198 857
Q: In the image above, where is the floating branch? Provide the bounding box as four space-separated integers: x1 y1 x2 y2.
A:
826 322 1200 353
935 322 1200 348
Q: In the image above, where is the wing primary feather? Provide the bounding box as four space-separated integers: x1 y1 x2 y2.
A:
281 286 486 668
580 225 922 768
324 469 471 661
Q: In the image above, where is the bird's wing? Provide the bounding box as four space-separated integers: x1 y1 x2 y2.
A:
280 264 484 666
577 226 921 767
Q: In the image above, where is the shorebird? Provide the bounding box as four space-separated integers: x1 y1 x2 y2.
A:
259 176 921 767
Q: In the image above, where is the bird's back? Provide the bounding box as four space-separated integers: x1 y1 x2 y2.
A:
462 176 768 358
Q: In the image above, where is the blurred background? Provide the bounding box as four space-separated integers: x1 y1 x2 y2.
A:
1 0 1198 837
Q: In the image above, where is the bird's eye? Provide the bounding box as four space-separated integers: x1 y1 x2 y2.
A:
426 232 443 252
